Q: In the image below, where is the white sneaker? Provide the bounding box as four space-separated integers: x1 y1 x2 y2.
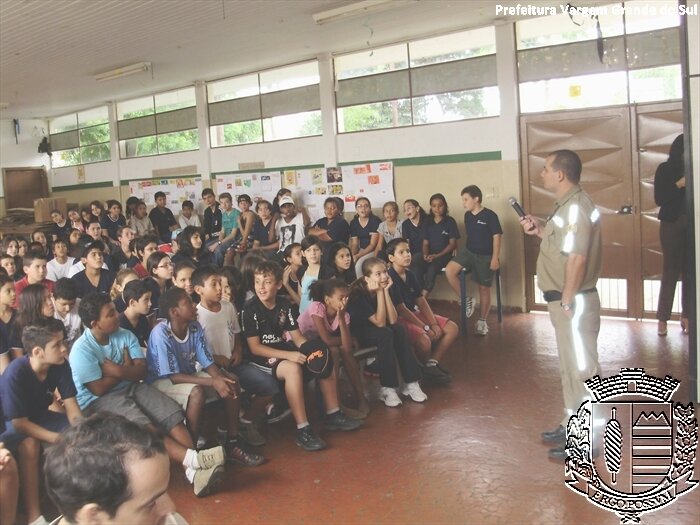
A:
475 319 489 336
379 387 402 407
400 382 428 403
464 296 475 318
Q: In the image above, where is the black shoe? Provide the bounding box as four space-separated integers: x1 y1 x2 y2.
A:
295 426 327 452
423 364 451 385
266 402 292 425
541 425 566 443
226 440 265 467
325 410 363 431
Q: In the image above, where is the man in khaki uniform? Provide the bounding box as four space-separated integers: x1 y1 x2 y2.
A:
519 149 602 460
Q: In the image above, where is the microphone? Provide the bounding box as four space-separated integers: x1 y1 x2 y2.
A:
509 197 535 231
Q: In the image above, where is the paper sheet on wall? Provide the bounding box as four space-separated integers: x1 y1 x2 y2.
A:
128 176 204 213
214 172 282 206
283 168 327 222
340 162 395 211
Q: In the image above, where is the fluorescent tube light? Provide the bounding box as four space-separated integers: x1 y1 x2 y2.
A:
95 62 151 82
312 0 415 25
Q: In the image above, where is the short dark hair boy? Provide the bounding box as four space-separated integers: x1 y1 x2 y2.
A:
119 280 153 348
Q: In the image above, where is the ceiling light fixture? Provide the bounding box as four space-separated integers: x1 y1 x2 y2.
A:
94 62 151 82
312 0 415 25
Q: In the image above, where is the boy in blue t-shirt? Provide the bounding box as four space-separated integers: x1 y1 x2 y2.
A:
69 291 226 497
147 287 265 467
444 185 503 336
213 192 240 266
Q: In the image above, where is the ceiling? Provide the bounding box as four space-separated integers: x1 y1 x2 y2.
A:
1 0 563 120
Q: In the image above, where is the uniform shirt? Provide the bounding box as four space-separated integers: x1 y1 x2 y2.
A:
71 269 114 296
276 214 306 253
464 208 502 256
203 205 222 239
297 301 349 340
119 313 151 348
536 185 602 293
388 267 422 311
654 160 686 222
196 301 240 360
54 299 82 350
69 328 144 409
349 215 381 249
149 207 178 244
0 355 77 422
100 214 126 240
52 221 71 241
424 216 460 254
377 220 403 244
252 218 275 246
128 215 156 237
146 320 214 383
46 257 75 281
221 208 240 238
346 291 380 331
313 217 350 245
401 218 425 254
0 310 17 356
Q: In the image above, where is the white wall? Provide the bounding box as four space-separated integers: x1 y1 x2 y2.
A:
0 118 50 197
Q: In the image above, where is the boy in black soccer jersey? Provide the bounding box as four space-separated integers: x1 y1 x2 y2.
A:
241 260 361 451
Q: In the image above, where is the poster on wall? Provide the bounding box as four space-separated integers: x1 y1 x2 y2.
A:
283 167 327 222
340 162 395 209
214 171 282 206
128 176 203 213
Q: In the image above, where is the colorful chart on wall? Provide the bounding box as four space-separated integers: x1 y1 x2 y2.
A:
214 172 282 206
128 176 203 211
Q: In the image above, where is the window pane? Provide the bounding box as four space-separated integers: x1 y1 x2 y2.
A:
519 71 628 113
50 114 78 134
80 143 111 163
335 44 408 80
155 87 196 113
207 74 259 103
118 96 154 120
412 87 500 124
516 5 623 49
79 123 110 146
210 121 263 147
51 148 80 168
119 136 157 158
260 62 319 94
157 129 199 153
409 27 496 67
78 106 108 128
262 110 322 141
624 0 679 33
337 99 412 132
629 65 682 103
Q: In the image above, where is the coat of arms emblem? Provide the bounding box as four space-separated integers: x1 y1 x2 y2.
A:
565 368 697 524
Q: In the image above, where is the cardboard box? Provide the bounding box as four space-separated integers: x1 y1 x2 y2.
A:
34 197 67 223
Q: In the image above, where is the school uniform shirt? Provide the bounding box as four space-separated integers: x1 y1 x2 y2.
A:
313 216 350 245
203 205 222 240
149 206 178 244
171 250 213 269
46 257 75 281
119 313 152 348
71 269 114 296
52 221 71 241
401 218 425 254
112 248 133 270
388 267 422 311
196 300 240 361
297 301 349 340
424 216 460 254
276 214 306 253
0 310 17 357
100 214 127 241
346 292 379 331
146 320 214 383
128 215 156 237
350 215 381 249
221 209 240 238
0 355 77 423
464 208 502 256
178 213 201 229
54 299 82 350
252 217 275 247
377 220 403 244
241 295 297 368
67 260 110 278
69 327 144 409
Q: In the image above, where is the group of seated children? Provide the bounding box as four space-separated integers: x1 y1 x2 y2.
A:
0 183 503 521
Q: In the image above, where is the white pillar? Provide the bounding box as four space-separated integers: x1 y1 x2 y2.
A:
318 53 339 167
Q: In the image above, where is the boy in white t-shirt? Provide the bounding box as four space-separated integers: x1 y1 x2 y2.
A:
52 278 82 350
192 265 279 447
46 239 75 282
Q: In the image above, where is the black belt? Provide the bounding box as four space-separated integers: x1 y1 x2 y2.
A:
543 288 597 303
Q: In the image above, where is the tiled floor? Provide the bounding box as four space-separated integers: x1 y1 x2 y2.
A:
171 309 699 525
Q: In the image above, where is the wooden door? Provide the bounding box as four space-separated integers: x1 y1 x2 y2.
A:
2 167 48 209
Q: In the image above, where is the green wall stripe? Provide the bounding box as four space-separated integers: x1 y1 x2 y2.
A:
52 181 114 192
211 164 324 176
339 151 501 167
120 174 202 186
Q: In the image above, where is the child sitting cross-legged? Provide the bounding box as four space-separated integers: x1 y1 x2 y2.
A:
147 287 265 467
241 260 362 452
193 265 280 447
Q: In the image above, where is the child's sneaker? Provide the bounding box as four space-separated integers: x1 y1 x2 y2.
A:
423 363 451 385
475 319 489 336
193 465 224 497
325 410 363 431
379 386 402 407
295 426 327 451
266 401 292 424
400 382 428 403
226 440 265 467
464 296 475 318
363 358 380 377
196 445 225 469
238 420 266 446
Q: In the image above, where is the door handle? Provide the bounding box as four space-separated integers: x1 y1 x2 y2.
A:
618 205 634 215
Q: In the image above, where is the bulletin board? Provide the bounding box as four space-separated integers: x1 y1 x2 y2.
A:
128 176 203 211
214 171 282 205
